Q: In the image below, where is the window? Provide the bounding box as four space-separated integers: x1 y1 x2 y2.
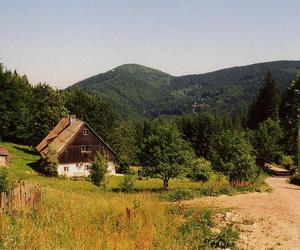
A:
64 166 69 172
83 129 89 135
84 164 90 171
81 145 92 152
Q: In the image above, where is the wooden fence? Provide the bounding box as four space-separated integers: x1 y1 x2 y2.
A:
0 182 42 213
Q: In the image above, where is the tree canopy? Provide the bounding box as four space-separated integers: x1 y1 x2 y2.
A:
140 120 194 189
247 72 280 129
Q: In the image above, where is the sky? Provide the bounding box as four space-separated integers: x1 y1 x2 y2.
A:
1 0 300 89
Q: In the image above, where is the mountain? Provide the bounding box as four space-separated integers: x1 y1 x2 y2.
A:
70 64 173 118
68 61 300 118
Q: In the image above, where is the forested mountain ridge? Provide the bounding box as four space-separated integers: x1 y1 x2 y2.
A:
70 64 173 118
69 60 300 118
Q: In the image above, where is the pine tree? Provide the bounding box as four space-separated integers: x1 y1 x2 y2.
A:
0 66 33 143
280 74 300 155
247 72 280 129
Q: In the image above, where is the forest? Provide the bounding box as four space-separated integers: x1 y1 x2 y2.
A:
1 62 300 189
70 61 300 119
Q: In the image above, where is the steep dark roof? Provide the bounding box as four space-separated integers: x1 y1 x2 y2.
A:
0 147 9 156
36 117 116 160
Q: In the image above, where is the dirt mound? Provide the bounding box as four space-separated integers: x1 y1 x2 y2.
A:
185 177 300 249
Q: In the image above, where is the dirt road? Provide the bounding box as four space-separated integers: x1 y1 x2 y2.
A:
186 177 300 249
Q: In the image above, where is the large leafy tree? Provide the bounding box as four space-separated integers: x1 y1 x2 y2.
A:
280 74 300 155
30 83 67 147
140 119 194 189
109 121 138 165
64 88 116 141
251 119 283 165
210 130 257 182
247 72 280 129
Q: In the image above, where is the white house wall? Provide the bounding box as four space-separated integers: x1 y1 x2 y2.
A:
57 162 116 177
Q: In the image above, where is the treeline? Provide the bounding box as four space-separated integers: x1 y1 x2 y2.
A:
0 64 115 147
2 62 300 188
108 71 300 187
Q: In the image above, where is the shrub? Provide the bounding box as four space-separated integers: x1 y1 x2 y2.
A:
209 225 239 248
164 189 194 202
290 174 300 185
39 150 58 177
119 175 135 192
118 163 130 174
281 155 294 170
0 168 9 192
90 153 108 187
178 209 239 249
187 157 212 182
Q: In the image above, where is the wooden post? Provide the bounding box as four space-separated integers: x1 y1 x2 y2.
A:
298 117 300 174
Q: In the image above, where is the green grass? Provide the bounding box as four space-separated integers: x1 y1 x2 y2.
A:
0 142 268 249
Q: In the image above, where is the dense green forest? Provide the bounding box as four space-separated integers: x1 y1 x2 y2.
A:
70 61 300 119
1 61 300 186
0 64 115 146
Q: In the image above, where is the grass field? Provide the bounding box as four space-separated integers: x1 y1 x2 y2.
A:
0 142 268 249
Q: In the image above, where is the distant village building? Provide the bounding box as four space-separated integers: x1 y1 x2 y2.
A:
36 115 117 177
0 147 10 167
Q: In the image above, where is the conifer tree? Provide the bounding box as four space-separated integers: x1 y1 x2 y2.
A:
247 72 280 129
280 74 300 155
0 65 32 143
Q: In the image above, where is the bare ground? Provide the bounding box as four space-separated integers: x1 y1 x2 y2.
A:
184 177 300 249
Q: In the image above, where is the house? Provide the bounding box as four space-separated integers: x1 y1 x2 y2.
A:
36 115 117 177
0 147 10 167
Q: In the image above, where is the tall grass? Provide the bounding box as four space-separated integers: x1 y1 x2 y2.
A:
0 142 265 249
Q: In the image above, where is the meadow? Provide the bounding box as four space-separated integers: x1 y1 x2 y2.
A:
0 142 268 249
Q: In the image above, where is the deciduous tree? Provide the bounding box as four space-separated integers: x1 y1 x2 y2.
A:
140 120 194 189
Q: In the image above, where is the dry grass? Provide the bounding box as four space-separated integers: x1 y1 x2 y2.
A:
0 142 264 249
1 190 184 249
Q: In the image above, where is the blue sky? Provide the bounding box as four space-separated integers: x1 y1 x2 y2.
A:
1 0 300 88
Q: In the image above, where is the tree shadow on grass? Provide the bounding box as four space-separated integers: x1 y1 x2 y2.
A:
27 160 47 176
13 145 37 156
110 187 165 193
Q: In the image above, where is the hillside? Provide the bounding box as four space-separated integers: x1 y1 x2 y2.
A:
69 61 300 118
70 64 173 118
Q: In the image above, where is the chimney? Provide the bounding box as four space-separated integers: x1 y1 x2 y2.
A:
69 115 76 124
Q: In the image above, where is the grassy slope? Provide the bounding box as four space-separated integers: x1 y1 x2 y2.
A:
0 142 268 249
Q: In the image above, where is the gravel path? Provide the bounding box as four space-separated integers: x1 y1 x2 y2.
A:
185 177 300 249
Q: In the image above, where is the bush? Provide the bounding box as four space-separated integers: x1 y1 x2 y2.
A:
187 157 212 182
290 174 300 185
164 189 195 202
90 153 108 187
0 168 9 192
118 163 131 174
209 225 239 248
178 209 239 249
40 150 58 177
119 175 135 192
281 155 294 170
